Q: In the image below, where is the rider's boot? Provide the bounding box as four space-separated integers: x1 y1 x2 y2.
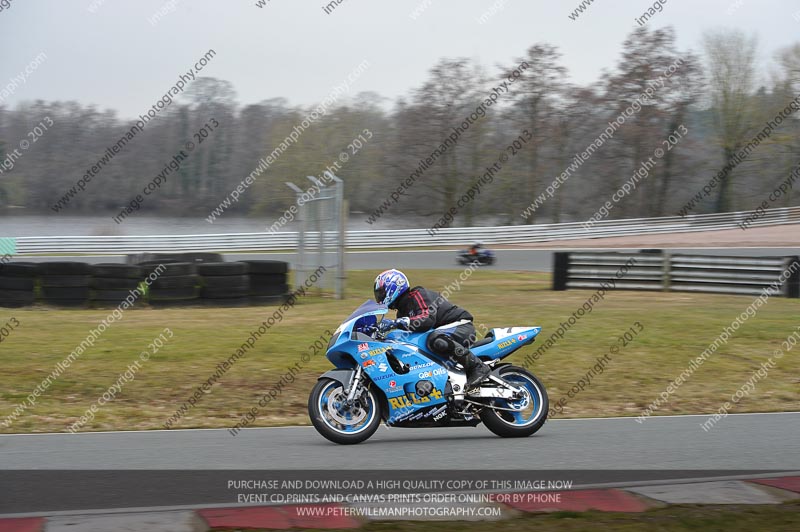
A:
463 352 491 390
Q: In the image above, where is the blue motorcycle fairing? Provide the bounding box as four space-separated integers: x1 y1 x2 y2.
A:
325 301 450 424
324 301 542 425
472 326 542 360
359 344 450 423
387 323 543 361
326 301 388 369
383 329 432 354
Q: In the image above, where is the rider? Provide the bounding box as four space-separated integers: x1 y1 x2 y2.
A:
468 242 483 256
373 269 491 389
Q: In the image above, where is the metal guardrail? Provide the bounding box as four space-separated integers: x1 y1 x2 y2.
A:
7 206 800 254
554 251 800 298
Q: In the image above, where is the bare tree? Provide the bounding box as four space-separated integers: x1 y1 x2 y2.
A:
703 29 759 213
506 44 567 223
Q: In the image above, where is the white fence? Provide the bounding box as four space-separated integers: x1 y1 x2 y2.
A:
8 206 800 255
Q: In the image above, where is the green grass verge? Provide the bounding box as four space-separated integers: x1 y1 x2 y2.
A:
1 269 798 434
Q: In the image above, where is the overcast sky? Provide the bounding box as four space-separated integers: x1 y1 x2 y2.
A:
1 0 799 119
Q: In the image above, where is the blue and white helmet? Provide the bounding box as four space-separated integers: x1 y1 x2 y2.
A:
373 269 409 308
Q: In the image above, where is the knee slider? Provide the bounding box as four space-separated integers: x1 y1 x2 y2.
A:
428 333 454 355
433 336 451 353
453 344 469 357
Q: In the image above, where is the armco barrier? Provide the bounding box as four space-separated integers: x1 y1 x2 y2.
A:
7 206 800 255
553 251 800 298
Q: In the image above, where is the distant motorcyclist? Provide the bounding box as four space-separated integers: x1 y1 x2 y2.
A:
373 269 490 389
468 242 483 256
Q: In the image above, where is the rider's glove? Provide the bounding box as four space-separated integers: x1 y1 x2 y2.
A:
395 317 411 330
378 319 396 333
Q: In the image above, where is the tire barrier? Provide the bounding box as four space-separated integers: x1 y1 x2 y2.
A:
0 259 291 308
39 262 92 308
0 263 38 308
242 260 290 305
143 262 199 307
198 262 250 307
90 264 144 308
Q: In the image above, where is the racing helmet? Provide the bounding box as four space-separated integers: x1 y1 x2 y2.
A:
373 269 409 308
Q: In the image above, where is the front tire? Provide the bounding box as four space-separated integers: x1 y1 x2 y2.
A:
308 378 382 445
479 366 548 438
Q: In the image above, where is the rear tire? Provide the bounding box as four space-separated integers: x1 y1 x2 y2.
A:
479 366 548 438
308 378 381 445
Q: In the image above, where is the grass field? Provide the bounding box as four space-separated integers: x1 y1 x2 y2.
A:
1 269 799 434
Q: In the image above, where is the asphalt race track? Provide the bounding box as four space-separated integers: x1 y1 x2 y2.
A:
5 413 799 470
2 413 799 514
18 247 800 272
4 249 799 514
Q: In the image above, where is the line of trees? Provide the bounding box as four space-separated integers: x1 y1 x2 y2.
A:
0 26 798 227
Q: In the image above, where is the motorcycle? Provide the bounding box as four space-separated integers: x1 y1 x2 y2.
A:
308 300 548 444
457 248 495 265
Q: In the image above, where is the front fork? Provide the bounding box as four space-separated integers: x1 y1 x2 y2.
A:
344 365 364 404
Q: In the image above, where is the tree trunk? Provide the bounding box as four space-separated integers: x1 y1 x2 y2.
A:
714 147 737 213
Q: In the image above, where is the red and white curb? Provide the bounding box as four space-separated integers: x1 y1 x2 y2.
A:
2 476 798 531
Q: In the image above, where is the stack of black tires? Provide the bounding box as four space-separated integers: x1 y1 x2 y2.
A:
143 262 199 307
40 262 92 307
244 260 290 304
90 264 144 307
198 262 250 306
0 256 291 308
0 263 38 308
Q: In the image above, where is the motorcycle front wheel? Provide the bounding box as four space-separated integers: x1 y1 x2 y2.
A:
479 366 548 438
308 378 382 444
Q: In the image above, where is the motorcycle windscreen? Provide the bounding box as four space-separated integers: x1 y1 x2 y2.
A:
329 300 388 351
343 300 388 323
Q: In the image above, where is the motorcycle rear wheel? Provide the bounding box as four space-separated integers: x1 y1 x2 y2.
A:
308 378 381 444
479 366 548 438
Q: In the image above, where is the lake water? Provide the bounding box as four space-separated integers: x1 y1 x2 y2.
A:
0 214 400 237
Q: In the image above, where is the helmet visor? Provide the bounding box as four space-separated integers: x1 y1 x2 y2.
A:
374 285 387 304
